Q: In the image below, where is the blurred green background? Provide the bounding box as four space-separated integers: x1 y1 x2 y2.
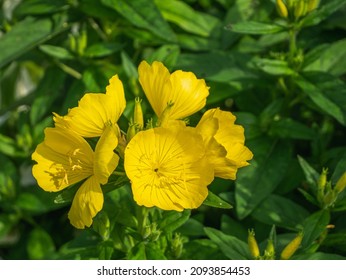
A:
0 0 346 260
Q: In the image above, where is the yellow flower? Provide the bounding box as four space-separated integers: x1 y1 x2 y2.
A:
32 125 119 228
124 125 214 211
54 75 126 138
196 108 253 180
138 61 209 123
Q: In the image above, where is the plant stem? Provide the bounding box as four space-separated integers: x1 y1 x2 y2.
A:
288 28 297 63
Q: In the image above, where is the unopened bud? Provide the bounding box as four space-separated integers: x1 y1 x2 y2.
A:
276 0 289 18
158 101 174 127
307 0 320 12
134 97 144 130
280 231 303 260
248 229 260 259
264 239 275 260
334 171 346 194
126 123 137 143
294 0 308 19
171 233 183 259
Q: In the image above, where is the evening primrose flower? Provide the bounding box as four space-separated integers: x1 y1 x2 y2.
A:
138 61 209 124
32 125 119 229
196 108 253 180
124 124 214 211
54 75 126 138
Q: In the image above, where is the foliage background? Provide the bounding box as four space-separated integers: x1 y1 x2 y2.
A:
0 0 346 260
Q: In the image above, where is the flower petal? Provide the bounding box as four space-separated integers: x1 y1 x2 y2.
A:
31 127 94 192
68 175 103 229
138 61 171 118
124 126 213 210
54 75 125 138
94 125 119 184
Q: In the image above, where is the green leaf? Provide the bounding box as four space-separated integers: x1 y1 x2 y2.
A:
27 228 55 259
84 42 123 58
182 239 226 260
253 58 295 76
203 191 233 209
0 134 21 157
158 210 190 233
155 0 221 37
235 139 292 219
303 38 346 76
251 194 309 230
301 0 346 27
127 242 167 260
295 75 345 125
101 0 176 42
39 45 74 60
269 118 316 140
0 15 67 68
121 51 138 79
204 227 251 260
297 155 319 191
146 44 180 69
293 252 346 260
14 0 68 16
226 21 285 35
300 210 330 250
30 67 66 125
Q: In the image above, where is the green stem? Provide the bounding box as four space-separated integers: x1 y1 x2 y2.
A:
288 28 297 63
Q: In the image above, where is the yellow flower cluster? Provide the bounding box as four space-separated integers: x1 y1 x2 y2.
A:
31 61 253 229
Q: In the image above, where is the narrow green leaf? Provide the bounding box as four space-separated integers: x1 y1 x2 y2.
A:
269 118 316 140
204 227 251 260
303 38 346 76
235 139 292 219
297 155 319 193
158 210 191 233
182 239 226 260
84 42 123 58
121 51 138 79
226 21 284 35
39 45 74 60
300 210 330 250
295 75 345 125
252 194 309 230
294 252 346 260
14 0 68 16
253 58 295 76
101 0 176 42
155 0 221 37
203 191 233 209
0 15 67 68
146 44 180 69
301 0 346 27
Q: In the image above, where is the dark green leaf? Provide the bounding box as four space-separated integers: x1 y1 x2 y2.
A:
297 155 319 191
0 16 67 68
226 21 284 35
252 194 309 230
158 210 190 233
14 0 68 16
293 252 346 260
301 0 346 27
155 0 221 37
27 228 55 259
101 0 176 42
235 139 292 219
253 58 295 76
84 43 123 58
295 75 345 125
203 191 233 209
182 239 226 260
300 210 330 250
204 227 251 260
269 118 316 140
39 45 74 60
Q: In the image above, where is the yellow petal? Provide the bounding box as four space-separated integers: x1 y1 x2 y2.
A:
68 175 103 229
138 61 209 121
31 127 94 192
54 75 125 138
94 125 119 184
197 108 253 180
138 61 171 118
124 126 213 210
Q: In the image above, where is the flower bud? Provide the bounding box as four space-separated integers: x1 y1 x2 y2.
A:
334 171 346 194
126 123 137 143
134 97 144 130
280 231 303 260
248 229 260 259
264 239 275 260
294 0 308 19
307 0 320 12
158 101 174 127
276 0 289 18
171 233 183 259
